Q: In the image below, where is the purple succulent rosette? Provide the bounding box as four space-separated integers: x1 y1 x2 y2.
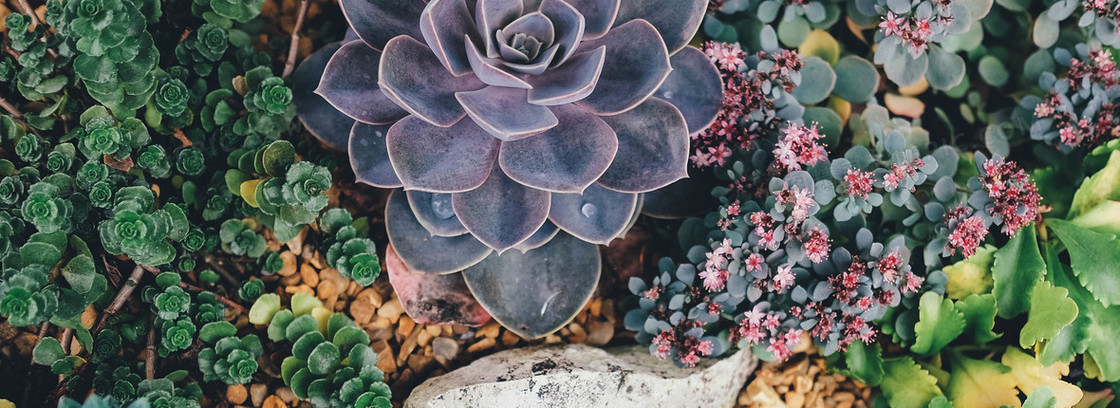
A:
294 0 723 338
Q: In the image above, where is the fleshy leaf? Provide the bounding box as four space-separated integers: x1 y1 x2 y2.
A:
385 190 493 274
842 341 884 386
548 184 637 244
463 36 533 89
526 46 606 106
406 191 469 237
513 221 560 253
955 294 1000 345
538 0 586 65
386 116 499 193
879 357 944 408
654 46 724 134
462 232 600 339
1048 219 1120 307
419 0 480 76
1020 280 1078 349
379 36 485 127
576 20 671 115
452 167 551 251
640 172 718 219
317 41 410 125
597 98 689 193
456 87 559 140
1002 348 1084 408
563 0 619 39
613 0 706 53
498 103 617 193
350 122 402 188
832 56 880 102
385 244 491 326
992 223 1045 318
294 42 354 150
947 353 1019 408
911 291 966 355
340 0 426 50
475 0 523 58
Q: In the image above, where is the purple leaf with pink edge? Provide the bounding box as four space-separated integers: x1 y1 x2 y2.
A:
406 190 469 237
386 115 499 193
597 97 690 193
379 36 485 127
498 43 560 75
462 232 601 339
640 169 720 219
614 0 707 54
655 46 724 134
386 190 493 274
498 103 617 193
349 122 401 188
549 183 638 244
513 221 560 253
475 0 524 58
575 20 671 115
538 0 586 66
386 244 491 327
464 36 533 89
420 0 481 76
456 87 559 140
294 41 352 151
316 41 409 125
526 46 605 106
615 193 643 240
340 0 426 50
561 0 619 40
452 167 551 252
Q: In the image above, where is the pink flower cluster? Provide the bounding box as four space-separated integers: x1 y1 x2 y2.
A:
699 239 734 291
883 158 926 192
692 42 802 168
877 1 957 57
980 156 1041 236
1033 50 1120 148
652 324 715 367
734 307 804 361
844 168 876 199
773 123 829 172
944 205 988 257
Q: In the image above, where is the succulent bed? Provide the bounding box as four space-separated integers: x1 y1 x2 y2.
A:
0 0 1117 407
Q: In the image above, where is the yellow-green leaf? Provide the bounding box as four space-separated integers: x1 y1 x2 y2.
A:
912 292 966 355
946 353 1019 408
1020 280 1078 349
1001 348 1083 408
944 245 996 300
880 357 944 408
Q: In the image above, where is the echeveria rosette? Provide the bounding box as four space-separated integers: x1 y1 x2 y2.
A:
300 0 722 339
197 335 263 385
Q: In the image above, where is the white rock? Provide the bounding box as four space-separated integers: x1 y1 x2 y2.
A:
405 344 757 408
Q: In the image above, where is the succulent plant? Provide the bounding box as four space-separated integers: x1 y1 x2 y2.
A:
1037 0 1120 47
1024 45 1120 150
295 0 724 338
99 187 189 266
197 330 264 385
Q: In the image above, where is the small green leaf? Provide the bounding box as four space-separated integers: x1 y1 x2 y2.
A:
1048 219 1120 307
954 294 1000 345
879 357 944 408
307 342 341 375
992 223 1045 318
1021 387 1056 408
911 292 966 355
832 56 880 102
33 337 65 365
791 57 836 104
261 141 296 176
843 341 884 386
1020 280 1078 348
199 321 238 344
293 331 325 360
248 293 281 325
61 255 97 294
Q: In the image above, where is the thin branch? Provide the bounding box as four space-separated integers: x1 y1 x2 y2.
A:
145 320 156 380
281 0 310 78
177 281 247 314
0 95 22 118
202 255 241 287
58 329 72 384
93 265 146 333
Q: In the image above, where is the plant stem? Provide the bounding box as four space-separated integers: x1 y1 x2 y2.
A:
203 254 241 287
93 265 146 333
58 329 72 384
145 320 156 380
178 281 248 314
0 95 22 118
281 0 310 78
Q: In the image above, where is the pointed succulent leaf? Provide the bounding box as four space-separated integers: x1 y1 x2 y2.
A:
576 20 671 115
456 87 559 140
406 191 469 237
295 42 355 150
340 0 425 50
526 47 606 106
386 116 499 193
385 244 491 326
317 41 409 125
350 122 402 188
386 190 493 274
654 46 724 134
498 104 617 193
613 0 706 53
452 167 551 251
562 0 619 39
420 0 483 76
513 221 561 252
597 98 689 193
462 232 600 338
378 36 485 127
549 184 637 244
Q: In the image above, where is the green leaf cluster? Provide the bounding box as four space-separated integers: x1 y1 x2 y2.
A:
321 209 381 287
99 187 189 266
197 322 262 385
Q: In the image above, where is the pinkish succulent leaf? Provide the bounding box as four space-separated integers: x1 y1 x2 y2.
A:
462 232 600 339
420 0 481 76
340 0 426 51
294 41 353 151
597 98 690 193
561 0 619 40
317 40 409 125
538 0 586 65
349 122 402 188
386 116 499 193
475 0 524 58
455 87 559 140
498 103 617 193
576 20 671 115
452 167 551 251
406 190 469 237
379 36 485 127
386 244 491 327
513 221 560 253
549 183 638 244
498 43 560 74
502 12 557 49
386 190 493 274
526 46 605 106
614 0 707 54
655 45 724 134
463 35 533 89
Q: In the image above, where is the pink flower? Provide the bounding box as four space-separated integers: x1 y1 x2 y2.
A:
745 253 765 272
946 211 987 257
1035 102 1055 118
773 123 828 172
879 12 906 37
845 168 876 199
981 157 1041 235
803 228 830 264
773 264 796 293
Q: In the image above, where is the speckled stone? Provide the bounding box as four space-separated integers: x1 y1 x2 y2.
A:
405 344 757 408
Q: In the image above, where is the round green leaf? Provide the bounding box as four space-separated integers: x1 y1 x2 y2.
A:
978 56 1009 87
307 341 341 375
33 337 65 365
262 141 296 176
885 52 929 87
199 321 238 344
791 57 836 104
777 16 811 48
927 48 966 90
832 56 879 102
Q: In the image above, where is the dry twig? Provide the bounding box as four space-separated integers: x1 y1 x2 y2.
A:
93 265 146 333
145 321 157 379
281 0 310 78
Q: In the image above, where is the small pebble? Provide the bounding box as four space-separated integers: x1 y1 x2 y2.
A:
225 384 247 405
